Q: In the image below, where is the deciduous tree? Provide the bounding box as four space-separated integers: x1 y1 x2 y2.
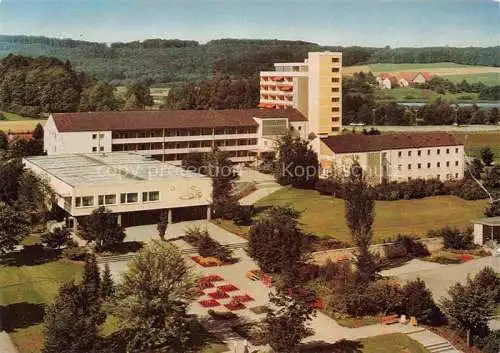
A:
205 146 238 219
0 203 30 253
441 268 498 347
275 133 319 189
265 289 315 353
41 227 71 249
480 147 494 166
77 206 125 252
247 206 312 286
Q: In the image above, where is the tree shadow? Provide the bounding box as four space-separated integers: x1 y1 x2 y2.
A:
101 241 143 255
300 339 364 353
0 245 60 267
0 302 45 332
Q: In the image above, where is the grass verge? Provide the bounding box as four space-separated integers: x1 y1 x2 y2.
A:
0 259 84 353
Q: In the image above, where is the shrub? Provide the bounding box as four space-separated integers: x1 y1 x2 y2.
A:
315 179 344 197
401 278 444 325
396 235 430 257
198 234 233 263
426 252 462 264
232 322 269 346
482 330 500 353
232 205 254 226
447 179 488 200
428 226 474 250
62 246 88 261
208 309 238 320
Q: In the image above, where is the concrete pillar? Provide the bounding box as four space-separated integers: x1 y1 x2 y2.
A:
167 209 172 224
206 206 212 221
117 214 122 226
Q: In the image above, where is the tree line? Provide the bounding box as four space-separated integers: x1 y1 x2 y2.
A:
1 35 498 84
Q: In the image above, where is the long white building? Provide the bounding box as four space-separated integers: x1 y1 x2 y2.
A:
319 132 465 184
23 153 213 227
43 109 308 164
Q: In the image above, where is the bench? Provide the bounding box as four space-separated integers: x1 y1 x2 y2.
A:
380 314 399 325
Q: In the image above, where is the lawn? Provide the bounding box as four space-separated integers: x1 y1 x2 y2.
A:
0 259 83 353
443 72 500 86
360 333 429 353
453 131 500 164
375 87 481 102
252 188 487 244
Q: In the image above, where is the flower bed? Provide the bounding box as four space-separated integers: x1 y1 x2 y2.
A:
198 279 215 290
208 290 230 299
191 256 222 267
225 300 246 311
232 294 254 303
199 299 220 308
202 274 224 282
218 284 239 292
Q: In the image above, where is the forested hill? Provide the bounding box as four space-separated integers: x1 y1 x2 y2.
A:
1 35 499 84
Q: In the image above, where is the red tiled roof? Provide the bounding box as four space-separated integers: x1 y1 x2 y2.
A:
52 109 307 132
421 72 431 80
321 132 462 154
379 73 394 79
398 72 418 82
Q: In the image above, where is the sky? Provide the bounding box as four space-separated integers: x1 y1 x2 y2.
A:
0 0 499 47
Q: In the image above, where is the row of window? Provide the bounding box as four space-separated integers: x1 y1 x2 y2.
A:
158 150 257 161
92 133 105 140
398 147 459 157
111 139 258 152
111 127 258 139
398 161 460 171
74 191 160 208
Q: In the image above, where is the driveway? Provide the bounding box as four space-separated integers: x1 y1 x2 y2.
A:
382 256 500 300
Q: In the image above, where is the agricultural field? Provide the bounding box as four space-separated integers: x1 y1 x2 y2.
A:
253 188 487 244
0 258 83 353
344 62 500 75
442 72 500 85
344 62 500 86
375 87 479 102
0 119 46 133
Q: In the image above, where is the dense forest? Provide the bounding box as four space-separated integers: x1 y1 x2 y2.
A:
1 35 499 84
0 55 152 117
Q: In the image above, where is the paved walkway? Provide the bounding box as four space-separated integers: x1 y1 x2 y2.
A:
406 329 460 353
0 331 19 353
382 256 500 300
237 168 282 206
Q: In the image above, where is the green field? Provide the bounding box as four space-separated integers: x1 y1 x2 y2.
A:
0 111 30 121
375 87 480 102
443 72 500 85
454 131 500 164
253 188 487 243
0 259 83 353
301 333 428 353
369 62 474 72
359 333 429 353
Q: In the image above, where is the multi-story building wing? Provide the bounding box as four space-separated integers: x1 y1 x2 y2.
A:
44 109 308 164
319 132 465 184
259 51 342 140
